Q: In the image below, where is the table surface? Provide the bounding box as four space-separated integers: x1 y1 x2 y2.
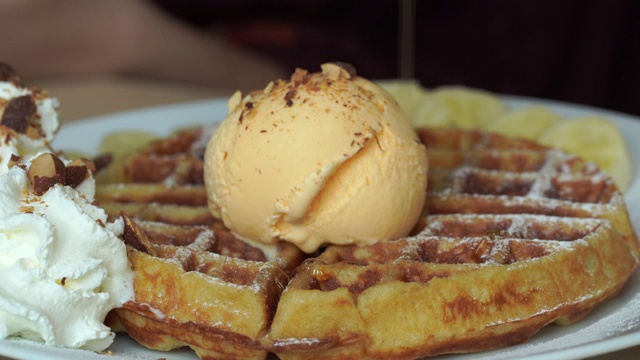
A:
1 76 638 360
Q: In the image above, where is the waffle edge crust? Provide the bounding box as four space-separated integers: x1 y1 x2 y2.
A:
101 127 640 360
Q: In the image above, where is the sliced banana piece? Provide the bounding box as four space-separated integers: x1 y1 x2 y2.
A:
98 130 159 160
484 105 560 140
539 116 632 190
377 79 427 118
413 86 504 129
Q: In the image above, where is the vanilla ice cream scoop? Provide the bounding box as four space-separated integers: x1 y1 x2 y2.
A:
205 63 428 253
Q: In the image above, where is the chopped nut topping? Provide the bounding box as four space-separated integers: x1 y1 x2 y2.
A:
28 153 66 195
1 95 37 134
25 124 42 140
227 91 243 115
92 153 113 173
284 89 297 100
263 81 275 94
19 206 34 213
0 126 16 144
333 62 357 77
321 62 357 80
120 212 157 256
9 154 20 167
290 68 309 85
65 158 96 188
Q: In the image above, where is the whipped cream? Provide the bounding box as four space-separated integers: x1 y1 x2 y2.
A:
0 78 134 351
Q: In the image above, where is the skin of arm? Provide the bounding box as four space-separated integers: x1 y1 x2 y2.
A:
0 0 287 91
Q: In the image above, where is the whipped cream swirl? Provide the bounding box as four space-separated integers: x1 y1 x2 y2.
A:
0 76 134 351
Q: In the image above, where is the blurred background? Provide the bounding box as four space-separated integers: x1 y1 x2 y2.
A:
2 0 639 117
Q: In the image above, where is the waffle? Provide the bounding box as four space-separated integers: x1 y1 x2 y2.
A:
98 126 639 360
269 129 639 359
106 216 305 360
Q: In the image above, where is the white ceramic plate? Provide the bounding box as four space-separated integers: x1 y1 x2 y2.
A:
1 97 639 360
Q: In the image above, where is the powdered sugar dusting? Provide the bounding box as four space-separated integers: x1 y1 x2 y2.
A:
272 337 326 349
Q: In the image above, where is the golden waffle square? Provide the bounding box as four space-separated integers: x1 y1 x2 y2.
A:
106 216 305 360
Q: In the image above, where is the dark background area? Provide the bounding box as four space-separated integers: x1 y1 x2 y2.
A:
154 0 640 116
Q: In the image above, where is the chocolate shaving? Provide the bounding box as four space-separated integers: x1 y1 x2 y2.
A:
1 95 36 133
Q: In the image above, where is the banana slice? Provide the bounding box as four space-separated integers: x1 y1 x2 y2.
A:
377 79 427 118
413 86 504 129
539 116 632 190
99 130 158 160
484 105 560 140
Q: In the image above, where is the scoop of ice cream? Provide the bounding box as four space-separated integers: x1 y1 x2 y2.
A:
205 63 428 253
0 67 133 351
